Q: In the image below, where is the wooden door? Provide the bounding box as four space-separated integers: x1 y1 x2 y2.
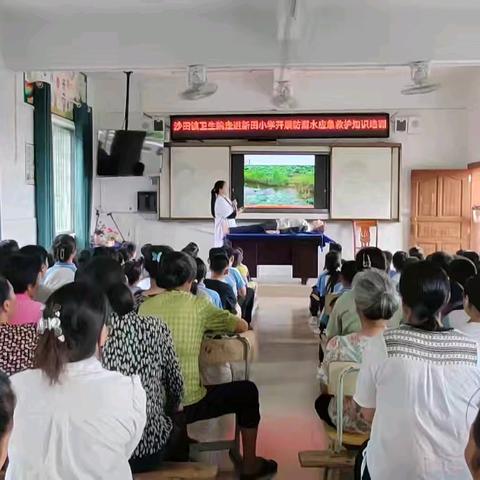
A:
411 170 471 255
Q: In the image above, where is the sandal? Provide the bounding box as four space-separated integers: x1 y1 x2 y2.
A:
239 458 278 479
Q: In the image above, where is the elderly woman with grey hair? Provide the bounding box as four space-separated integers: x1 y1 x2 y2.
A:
315 269 399 433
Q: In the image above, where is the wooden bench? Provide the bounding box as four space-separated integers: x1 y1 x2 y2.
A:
133 462 218 479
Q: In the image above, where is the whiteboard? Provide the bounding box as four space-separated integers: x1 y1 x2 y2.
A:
331 147 393 219
170 146 230 218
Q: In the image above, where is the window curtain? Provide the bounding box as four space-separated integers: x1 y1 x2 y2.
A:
73 103 93 250
33 83 55 248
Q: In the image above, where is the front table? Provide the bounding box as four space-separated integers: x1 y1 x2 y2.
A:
226 233 334 284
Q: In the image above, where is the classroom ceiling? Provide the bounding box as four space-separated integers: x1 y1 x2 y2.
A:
2 0 480 71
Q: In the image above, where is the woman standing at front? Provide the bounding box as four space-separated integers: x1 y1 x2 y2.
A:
211 180 238 247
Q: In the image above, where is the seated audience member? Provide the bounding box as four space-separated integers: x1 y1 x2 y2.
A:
391 251 408 284
383 250 394 278
316 269 398 433
0 239 19 272
443 257 477 329
182 242 200 259
318 260 357 330
6 282 146 479
224 245 256 322
141 245 175 299
77 249 92 268
233 248 248 282
354 261 480 480
43 234 77 291
76 258 184 473
458 274 480 342
426 250 453 272
19 245 51 303
466 406 480 480
0 372 15 469
204 254 239 314
124 259 145 308
458 250 480 271
122 241 137 261
3 254 43 326
317 252 342 300
326 247 387 339
0 277 37 376
409 246 425 261
194 257 222 309
139 252 277 479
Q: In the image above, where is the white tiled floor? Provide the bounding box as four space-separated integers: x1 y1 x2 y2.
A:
190 283 338 479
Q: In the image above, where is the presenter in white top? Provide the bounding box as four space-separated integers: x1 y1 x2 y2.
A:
211 180 240 247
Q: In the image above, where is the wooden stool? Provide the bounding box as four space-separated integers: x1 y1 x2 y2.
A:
133 462 218 479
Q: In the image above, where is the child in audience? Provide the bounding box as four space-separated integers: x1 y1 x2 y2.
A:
443 257 477 329
43 234 77 291
326 247 387 339
124 259 145 308
0 372 14 469
458 250 480 271
383 250 395 279
426 250 452 272
458 274 480 342
140 245 174 298
205 254 239 314
182 242 199 258
354 261 480 480
6 282 147 480
194 257 223 309
122 241 137 261
391 251 408 284
466 407 480 480
409 245 425 260
311 251 342 317
233 248 258 293
0 276 37 376
76 257 185 473
316 270 398 433
19 244 52 303
139 251 277 479
3 254 43 326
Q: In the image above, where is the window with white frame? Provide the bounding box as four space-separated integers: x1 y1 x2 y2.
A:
52 118 75 235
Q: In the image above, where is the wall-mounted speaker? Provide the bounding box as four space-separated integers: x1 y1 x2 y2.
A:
137 191 157 213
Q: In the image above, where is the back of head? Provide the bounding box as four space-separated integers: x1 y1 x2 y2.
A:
324 251 341 274
392 251 408 273
35 282 108 384
426 251 453 272
107 283 134 316
3 254 42 294
52 234 76 262
123 259 143 286
329 243 342 254
182 242 199 259
157 251 197 290
195 257 208 282
340 261 357 286
409 246 425 261
210 254 229 275
0 240 19 256
76 256 124 292
355 247 387 272
77 249 92 268
399 261 450 331
232 249 242 268
353 269 399 320
0 276 12 307
122 241 137 260
465 274 480 313
143 245 174 280
448 257 477 288
19 245 48 268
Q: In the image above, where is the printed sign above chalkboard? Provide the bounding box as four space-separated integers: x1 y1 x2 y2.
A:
170 113 390 141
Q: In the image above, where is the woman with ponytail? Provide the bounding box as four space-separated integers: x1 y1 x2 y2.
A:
43 234 77 292
354 261 480 480
211 180 239 247
6 282 146 479
316 269 398 434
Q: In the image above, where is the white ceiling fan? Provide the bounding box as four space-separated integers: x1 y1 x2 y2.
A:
401 61 440 95
180 64 218 100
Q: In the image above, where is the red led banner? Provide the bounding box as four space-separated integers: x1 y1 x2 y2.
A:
170 113 389 140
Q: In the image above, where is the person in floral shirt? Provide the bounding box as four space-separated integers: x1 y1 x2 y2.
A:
316 269 399 433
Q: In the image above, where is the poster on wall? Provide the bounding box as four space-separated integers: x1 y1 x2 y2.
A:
24 72 87 120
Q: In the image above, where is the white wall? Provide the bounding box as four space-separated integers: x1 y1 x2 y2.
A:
91 67 477 265
0 55 36 245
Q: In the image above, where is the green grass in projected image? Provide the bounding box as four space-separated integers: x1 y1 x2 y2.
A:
244 165 314 208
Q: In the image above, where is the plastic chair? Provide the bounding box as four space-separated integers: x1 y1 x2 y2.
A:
352 220 378 254
299 362 369 478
